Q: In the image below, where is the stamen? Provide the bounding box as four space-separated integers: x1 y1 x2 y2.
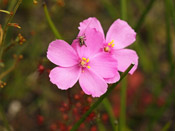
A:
82 57 86 61
87 66 91 69
86 58 89 63
104 40 115 52
80 57 90 69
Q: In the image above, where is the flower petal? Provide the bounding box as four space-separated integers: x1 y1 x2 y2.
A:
104 71 120 84
113 49 138 74
79 69 107 97
89 53 118 78
72 28 104 58
47 40 79 67
49 66 81 90
78 17 105 39
106 19 136 49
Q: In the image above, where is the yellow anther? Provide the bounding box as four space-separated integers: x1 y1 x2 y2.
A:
82 57 86 61
108 43 111 46
111 40 114 43
87 66 91 69
112 44 115 47
86 58 89 63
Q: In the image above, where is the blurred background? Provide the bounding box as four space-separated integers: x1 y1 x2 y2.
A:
0 0 174 131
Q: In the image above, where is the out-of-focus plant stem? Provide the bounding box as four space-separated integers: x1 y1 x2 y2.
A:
134 0 156 32
103 98 118 131
70 64 134 131
0 0 22 63
100 0 118 19
161 122 171 131
120 0 127 20
169 0 175 32
43 2 62 40
165 0 174 78
164 2 175 130
0 105 10 131
0 56 19 80
7 0 17 13
119 0 127 130
133 0 156 73
0 25 3 46
119 77 127 131
97 118 106 131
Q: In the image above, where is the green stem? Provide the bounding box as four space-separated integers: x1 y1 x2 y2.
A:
0 0 22 62
7 0 17 13
165 0 174 77
119 77 127 131
0 56 19 80
70 64 134 131
43 2 62 39
97 118 106 131
103 98 118 131
0 104 11 131
120 0 127 130
161 122 171 131
120 0 127 20
134 0 156 32
100 0 118 19
169 0 175 32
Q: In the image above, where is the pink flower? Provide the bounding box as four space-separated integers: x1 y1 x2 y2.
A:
47 28 119 97
78 17 138 75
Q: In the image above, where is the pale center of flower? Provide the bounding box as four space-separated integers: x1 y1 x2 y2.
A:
104 40 115 52
80 57 91 69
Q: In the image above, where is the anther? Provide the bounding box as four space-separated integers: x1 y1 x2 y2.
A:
86 58 89 63
82 57 86 61
87 66 91 69
80 57 90 69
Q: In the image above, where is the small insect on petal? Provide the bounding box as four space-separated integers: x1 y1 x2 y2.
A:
77 35 87 47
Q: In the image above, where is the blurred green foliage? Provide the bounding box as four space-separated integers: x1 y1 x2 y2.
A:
0 0 174 131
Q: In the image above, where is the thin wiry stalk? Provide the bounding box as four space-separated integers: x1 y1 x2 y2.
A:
0 0 22 62
43 2 62 39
